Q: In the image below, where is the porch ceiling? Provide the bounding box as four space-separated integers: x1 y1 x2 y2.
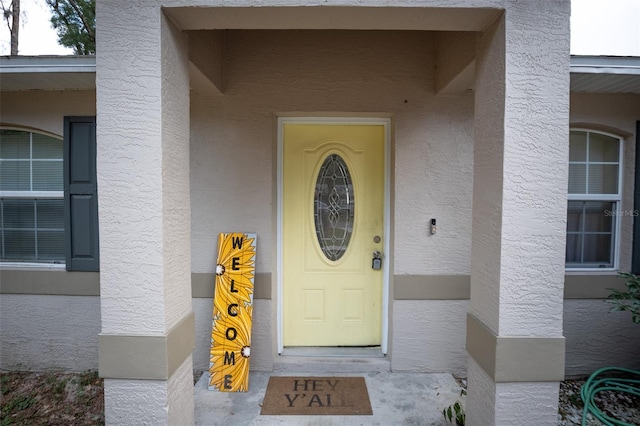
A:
0 56 95 92
570 56 640 94
2 54 638 96
164 6 501 32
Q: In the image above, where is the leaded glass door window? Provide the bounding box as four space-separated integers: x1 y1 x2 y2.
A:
314 154 354 261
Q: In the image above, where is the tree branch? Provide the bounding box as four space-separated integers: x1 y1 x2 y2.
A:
67 0 93 40
0 0 13 35
49 0 81 52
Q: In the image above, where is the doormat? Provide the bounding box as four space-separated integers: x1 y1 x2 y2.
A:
260 376 373 415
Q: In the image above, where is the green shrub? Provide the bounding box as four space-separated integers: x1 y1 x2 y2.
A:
606 272 640 324
442 389 466 426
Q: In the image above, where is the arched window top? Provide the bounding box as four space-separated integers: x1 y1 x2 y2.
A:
568 129 622 196
0 128 64 192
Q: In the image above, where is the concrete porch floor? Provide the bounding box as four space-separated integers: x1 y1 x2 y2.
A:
194 370 465 425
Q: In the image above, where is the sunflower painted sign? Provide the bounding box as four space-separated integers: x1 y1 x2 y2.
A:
209 233 256 392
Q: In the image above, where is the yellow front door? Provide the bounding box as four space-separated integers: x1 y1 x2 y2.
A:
283 123 385 347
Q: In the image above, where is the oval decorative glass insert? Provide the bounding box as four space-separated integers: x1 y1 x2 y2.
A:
314 154 354 261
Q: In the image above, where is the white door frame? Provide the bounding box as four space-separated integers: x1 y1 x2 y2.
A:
276 116 391 354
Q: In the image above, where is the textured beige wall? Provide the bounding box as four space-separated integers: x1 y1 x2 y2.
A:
189 30 476 276
564 299 640 376
2 34 638 383
467 0 570 421
391 300 469 376
97 2 195 422
0 294 100 371
0 90 96 136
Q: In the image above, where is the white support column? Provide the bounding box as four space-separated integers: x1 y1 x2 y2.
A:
96 1 194 424
467 1 570 424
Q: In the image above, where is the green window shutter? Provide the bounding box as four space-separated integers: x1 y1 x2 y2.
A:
64 116 99 271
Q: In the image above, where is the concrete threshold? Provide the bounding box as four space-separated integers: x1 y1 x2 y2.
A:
275 347 389 374
281 346 385 358
194 371 465 425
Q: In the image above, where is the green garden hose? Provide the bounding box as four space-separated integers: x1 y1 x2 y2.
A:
580 367 640 426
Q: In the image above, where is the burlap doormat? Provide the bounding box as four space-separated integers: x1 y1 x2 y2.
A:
260 376 373 415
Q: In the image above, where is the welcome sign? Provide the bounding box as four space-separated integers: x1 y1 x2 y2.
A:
209 232 256 392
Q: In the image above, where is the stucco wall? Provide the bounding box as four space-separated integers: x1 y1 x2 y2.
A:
391 300 469 377
387 298 640 377
188 29 475 372
190 30 464 274
1 37 639 378
564 299 640 376
190 77 639 277
0 294 100 371
0 90 96 136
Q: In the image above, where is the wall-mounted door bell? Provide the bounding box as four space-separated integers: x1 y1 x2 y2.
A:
430 218 437 235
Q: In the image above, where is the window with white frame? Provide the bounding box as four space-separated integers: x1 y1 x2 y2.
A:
566 129 622 269
0 129 65 263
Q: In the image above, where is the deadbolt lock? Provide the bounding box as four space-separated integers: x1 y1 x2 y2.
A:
372 251 382 270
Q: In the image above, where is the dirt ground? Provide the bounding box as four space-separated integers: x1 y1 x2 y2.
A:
1 371 104 426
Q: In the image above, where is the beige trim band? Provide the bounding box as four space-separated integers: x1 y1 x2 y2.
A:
99 311 195 380
394 275 470 300
563 274 626 298
0 270 100 296
0 270 273 299
393 274 628 300
466 313 565 382
0 270 626 300
192 272 271 299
